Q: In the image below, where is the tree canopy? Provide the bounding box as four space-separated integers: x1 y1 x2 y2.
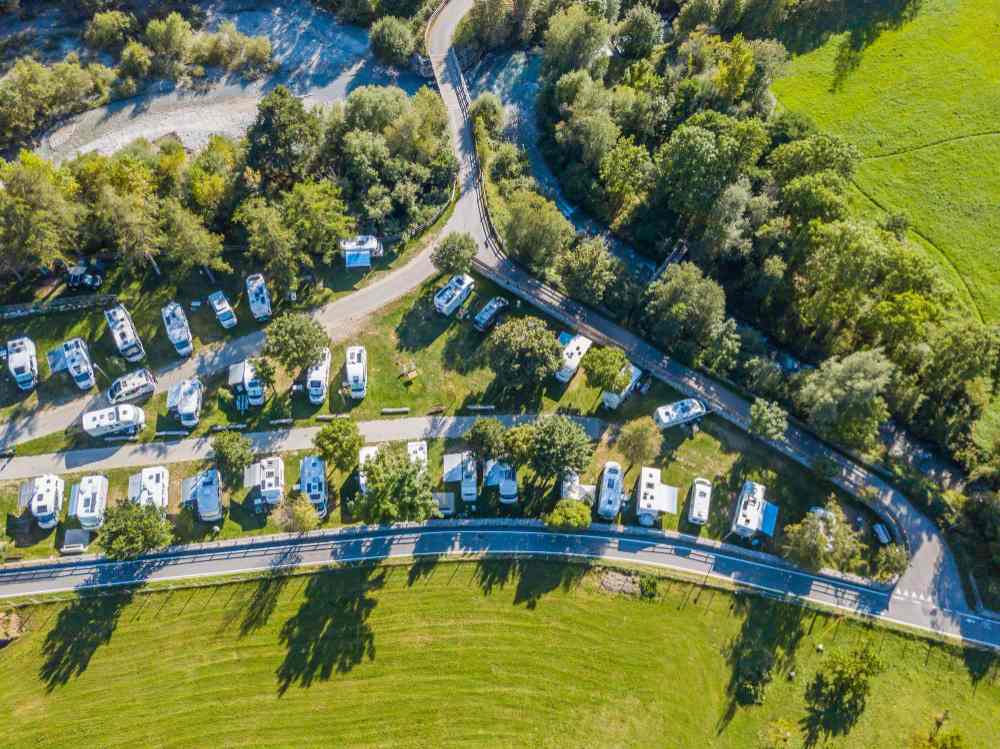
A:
353 444 437 524
97 502 172 560
263 313 332 375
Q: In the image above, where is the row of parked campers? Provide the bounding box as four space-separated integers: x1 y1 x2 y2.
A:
244 455 330 518
432 274 512 334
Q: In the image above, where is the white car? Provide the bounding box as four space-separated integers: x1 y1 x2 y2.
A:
208 291 237 329
433 274 475 316
6 337 38 391
161 301 194 357
107 368 156 404
654 399 708 430
245 274 272 321
689 478 712 525
306 348 332 405
596 461 623 520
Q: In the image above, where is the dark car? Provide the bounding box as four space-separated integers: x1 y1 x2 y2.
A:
472 296 509 332
67 265 103 290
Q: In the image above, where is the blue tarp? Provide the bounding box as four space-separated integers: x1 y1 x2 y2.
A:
345 250 371 269
762 501 779 537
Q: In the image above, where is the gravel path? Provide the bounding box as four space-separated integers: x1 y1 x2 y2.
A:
37 0 424 161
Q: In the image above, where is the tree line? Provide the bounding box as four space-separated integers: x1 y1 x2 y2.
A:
0 83 456 292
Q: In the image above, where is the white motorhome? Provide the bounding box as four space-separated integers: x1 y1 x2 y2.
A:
601 364 643 410
128 466 169 510
82 404 146 438
345 345 368 400
731 480 778 539
357 445 379 495
306 348 332 405
62 338 96 390
107 368 156 404
298 455 328 519
208 290 237 329
485 460 518 505
182 468 223 522
105 305 146 362
653 398 708 430
167 377 204 428
161 301 194 357
21 474 65 530
407 441 428 472
460 451 478 504
6 337 38 391
433 274 475 316
228 360 265 407
244 456 285 509
555 332 593 384
596 461 624 520
245 274 272 321
69 474 109 530
635 466 678 527
689 478 712 526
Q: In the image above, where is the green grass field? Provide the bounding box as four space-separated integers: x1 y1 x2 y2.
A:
0 561 996 748
772 0 1000 322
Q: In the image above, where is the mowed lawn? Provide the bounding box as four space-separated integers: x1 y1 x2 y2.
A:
772 0 1000 321
0 561 997 748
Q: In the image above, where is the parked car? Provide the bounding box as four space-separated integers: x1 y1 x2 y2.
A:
66 265 103 290
208 291 237 329
472 296 509 332
434 274 475 316
107 368 156 404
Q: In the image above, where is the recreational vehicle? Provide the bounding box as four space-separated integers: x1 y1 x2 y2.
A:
208 290 237 329
128 466 169 510
433 274 475 316
460 451 478 504
341 235 383 269
82 404 146 438
345 345 368 400
161 301 194 356
69 475 109 530
298 455 328 519
472 296 509 332
167 377 204 428
653 398 707 430
6 337 37 391
105 305 145 362
306 348 332 405
596 461 624 520
107 368 156 404
485 460 518 505
635 466 678 527
555 333 592 384
61 338 96 390
689 478 712 525
244 456 285 510
182 468 223 522
228 360 265 407
731 480 778 539
21 474 65 530
601 364 643 410
245 274 272 321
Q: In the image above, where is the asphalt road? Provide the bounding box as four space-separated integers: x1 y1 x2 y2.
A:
1 522 997 651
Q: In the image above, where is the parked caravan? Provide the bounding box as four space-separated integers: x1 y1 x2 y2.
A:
166 377 204 428
601 364 643 410
653 399 707 430
472 296 509 332
182 468 223 522
244 456 285 510
228 360 265 407
245 274 272 321
596 461 624 520
688 478 712 525
298 455 328 519
69 475 109 530
345 346 368 400
460 451 478 504
635 467 678 527
161 301 194 356
433 274 475 316
82 404 145 438
128 466 169 510
731 480 778 539
358 445 379 495
21 474 65 530
107 368 156 404
555 332 592 384
105 305 145 362
6 337 38 391
61 338 96 390
306 348 332 405
341 235 383 269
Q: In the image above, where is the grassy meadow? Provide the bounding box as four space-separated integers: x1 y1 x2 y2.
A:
0 561 997 748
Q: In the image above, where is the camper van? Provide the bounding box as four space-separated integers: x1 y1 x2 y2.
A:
688 478 712 525
161 301 194 357
62 338 96 390
653 398 708 430
107 368 156 404
105 305 145 362
228 360 265 407
555 333 592 384
182 468 223 522
731 480 778 539
244 456 285 510
485 460 518 505
601 364 643 410
635 467 678 527
245 274 272 321
433 274 475 316
128 466 169 510
167 377 204 428
208 290 237 329
460 451 478 504
357 445 379 495
299 455 328 519
69 475 109 530
306 348 332 405
345 346 368 400
596 461 624 520
82 404 146 438
6 337 38 391
473 296 509 332
21 474 65 530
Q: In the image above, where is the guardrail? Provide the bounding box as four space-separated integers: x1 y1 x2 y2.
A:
0 293 117 321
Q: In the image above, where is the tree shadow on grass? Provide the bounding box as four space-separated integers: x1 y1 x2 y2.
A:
961 647 1000 692
395 290 452 353
474 558 590 610
716 594 806 733
275 564 385 695
237 546 303 638
772 0 924 57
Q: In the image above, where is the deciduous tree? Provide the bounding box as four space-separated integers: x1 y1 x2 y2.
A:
431 232 477 275
530 415 593 481
353 444 437 524
97 502 171 560
487 317 562 390
314 419 364 473
263 313 331 375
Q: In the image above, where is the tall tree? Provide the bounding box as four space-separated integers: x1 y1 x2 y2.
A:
749 398 787 441
245 85 321 192
159 197 229 277
503 190 575 271
530 415 593 481
559 236 618 305
582 345 630 393
642 262 727 363
431 232 477 275
263 313 331 375
542 4 612 79
487 317 563 390
617 417 662 468
466 418 507 462
314 419 364 473
235 195 310 293
353 443 437 524
97 502 171 560
280 179 355 264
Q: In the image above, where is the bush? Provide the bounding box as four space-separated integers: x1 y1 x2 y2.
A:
431 231 477 275
118 40 153 80
212 431 254 485
544 499 592 529
85 10 132 51
469 92 504 135
370 16 415 68
276 493 320 533
638 572 659 599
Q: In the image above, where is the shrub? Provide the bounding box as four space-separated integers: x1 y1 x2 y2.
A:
638 572 659 599
85 10 133 51
276 493 321 533
544 499 592 529
370 16 415 68
118 40 153 80
212 431 254 485
469 92 504 135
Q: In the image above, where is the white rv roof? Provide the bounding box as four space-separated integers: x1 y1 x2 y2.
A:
307 348 331 380
557 333 592 379
246 274 271 313
655 399 707 426
340 235 380 253
129 466 169 509
636 466 678 515
167 378 203 416
105 306 139 347
83 404 142 432
434 274 473 307
208 291 232 313
7 336 35 371
346 346 366 384
732 480 777 536
71 475 109 519
183 468 221 517
24 474 64 516
245 456 285 492
62 338 91 373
